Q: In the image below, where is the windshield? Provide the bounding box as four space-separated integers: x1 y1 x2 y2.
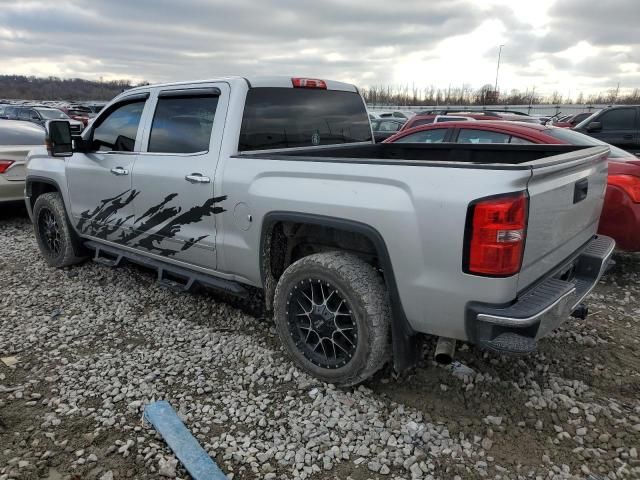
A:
36 108 69 120
573 111 599 129
546 127 634 159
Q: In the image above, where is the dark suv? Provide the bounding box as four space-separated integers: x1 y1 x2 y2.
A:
574 105 640 153
12 106 84 134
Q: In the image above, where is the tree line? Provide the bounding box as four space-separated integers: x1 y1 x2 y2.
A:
362 84 640 106
0 75 145 101
1 74 638 106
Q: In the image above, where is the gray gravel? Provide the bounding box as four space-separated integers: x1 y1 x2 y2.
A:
1 209 639 480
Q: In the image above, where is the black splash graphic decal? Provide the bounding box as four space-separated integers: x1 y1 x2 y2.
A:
135 193 178 225
77 191 227 256
135 195 227 256
77 190 135 233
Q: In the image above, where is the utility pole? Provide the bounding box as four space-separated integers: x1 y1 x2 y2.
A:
494 44 504 93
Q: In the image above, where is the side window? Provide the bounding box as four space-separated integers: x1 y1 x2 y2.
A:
379 121 400 132
458 129 511 144
598 108 636 130
395 129 447 143
370 120 380 130
148 95 219 154
92 100 146 152
509 136 533 144
18 109 30 121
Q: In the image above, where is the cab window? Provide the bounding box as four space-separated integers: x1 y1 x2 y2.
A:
92 100 146 152
598 108 636 131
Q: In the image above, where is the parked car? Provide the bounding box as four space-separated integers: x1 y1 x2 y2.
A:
385 120 639 251
59 105 94 126
25 76 613 386
399 111 501 131
83 103 106 114
0 104 9 119
370 118 405 142
553 112 596 128
574 105 640 153
11 106 84 134
0 119 45 204
376 110 414 119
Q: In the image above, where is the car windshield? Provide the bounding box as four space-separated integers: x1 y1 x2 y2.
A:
573 111 599 129
36 108 68 120
546 127 634 159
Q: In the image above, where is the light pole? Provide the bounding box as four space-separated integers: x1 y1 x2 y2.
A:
494 44 504 93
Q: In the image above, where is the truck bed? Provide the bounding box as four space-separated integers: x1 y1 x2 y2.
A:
242 143 593 168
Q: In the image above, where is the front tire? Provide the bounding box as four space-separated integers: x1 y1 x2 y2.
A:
273 251 391 386
33 192 87 268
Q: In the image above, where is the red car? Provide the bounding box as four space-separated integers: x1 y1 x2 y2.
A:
58 105 93 126
399 111 502 132
384 121 640 251
552 112 595 128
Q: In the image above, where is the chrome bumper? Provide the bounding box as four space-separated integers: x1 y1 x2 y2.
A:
466 235 615 353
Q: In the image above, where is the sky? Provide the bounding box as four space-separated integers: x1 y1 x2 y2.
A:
0 0 638 98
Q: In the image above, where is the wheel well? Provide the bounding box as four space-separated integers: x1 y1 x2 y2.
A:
28 180 59 208
262 220 378 311
260 213 423 373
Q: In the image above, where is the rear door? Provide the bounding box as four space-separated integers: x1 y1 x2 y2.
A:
518 146 609 290
128 83 229 271
589 107 638 148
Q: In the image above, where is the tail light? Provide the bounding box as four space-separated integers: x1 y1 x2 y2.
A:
0 160 14 173
464 192 528 276
291 78 327 89
608 174 640 203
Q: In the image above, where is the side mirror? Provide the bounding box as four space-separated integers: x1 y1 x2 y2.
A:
586 121 601 132
45 120 73 157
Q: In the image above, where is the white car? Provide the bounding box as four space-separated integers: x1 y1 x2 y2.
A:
0 119 45 203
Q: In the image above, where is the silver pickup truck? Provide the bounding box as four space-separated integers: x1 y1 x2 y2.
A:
25 76 614 386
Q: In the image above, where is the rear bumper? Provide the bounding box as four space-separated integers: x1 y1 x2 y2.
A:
466 235 615 354
0 177 25 203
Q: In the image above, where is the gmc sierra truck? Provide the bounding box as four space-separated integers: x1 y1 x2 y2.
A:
25 76 614 386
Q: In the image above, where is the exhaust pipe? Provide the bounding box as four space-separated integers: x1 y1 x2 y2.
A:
434 337 456 364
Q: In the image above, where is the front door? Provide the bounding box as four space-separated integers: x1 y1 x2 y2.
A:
66 95 149 241
589 107 638 149
127 84 229 271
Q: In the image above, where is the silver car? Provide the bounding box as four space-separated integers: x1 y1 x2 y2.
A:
0 119 45 203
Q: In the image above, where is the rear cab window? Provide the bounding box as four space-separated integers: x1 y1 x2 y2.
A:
238 88 371 151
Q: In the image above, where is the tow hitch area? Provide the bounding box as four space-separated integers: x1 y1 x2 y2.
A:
571 303 589 320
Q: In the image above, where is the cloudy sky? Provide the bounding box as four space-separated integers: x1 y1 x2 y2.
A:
0 0 638 97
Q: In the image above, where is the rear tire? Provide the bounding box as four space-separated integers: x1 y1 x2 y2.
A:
33 192 87 268
273 251 391 386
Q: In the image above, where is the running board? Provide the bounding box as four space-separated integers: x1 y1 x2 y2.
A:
85 241 247 297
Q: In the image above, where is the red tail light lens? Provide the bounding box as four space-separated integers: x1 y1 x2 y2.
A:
0 160 14 173
465 192 528 276
291 78 327 89
608 174 640 203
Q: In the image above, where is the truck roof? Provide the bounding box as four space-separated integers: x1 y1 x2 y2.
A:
123 76 358 95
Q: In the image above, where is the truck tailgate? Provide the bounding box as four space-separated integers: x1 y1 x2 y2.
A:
518 146 609 291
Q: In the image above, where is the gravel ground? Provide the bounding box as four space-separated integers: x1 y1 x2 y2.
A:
1 206 639 480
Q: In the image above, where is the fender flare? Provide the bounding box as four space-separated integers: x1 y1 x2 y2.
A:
259 211 422 372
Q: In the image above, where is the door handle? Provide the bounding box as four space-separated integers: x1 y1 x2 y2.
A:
185 173 211 184
110 167 129 176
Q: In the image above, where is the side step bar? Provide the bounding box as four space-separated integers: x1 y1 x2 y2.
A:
85 241 247 297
